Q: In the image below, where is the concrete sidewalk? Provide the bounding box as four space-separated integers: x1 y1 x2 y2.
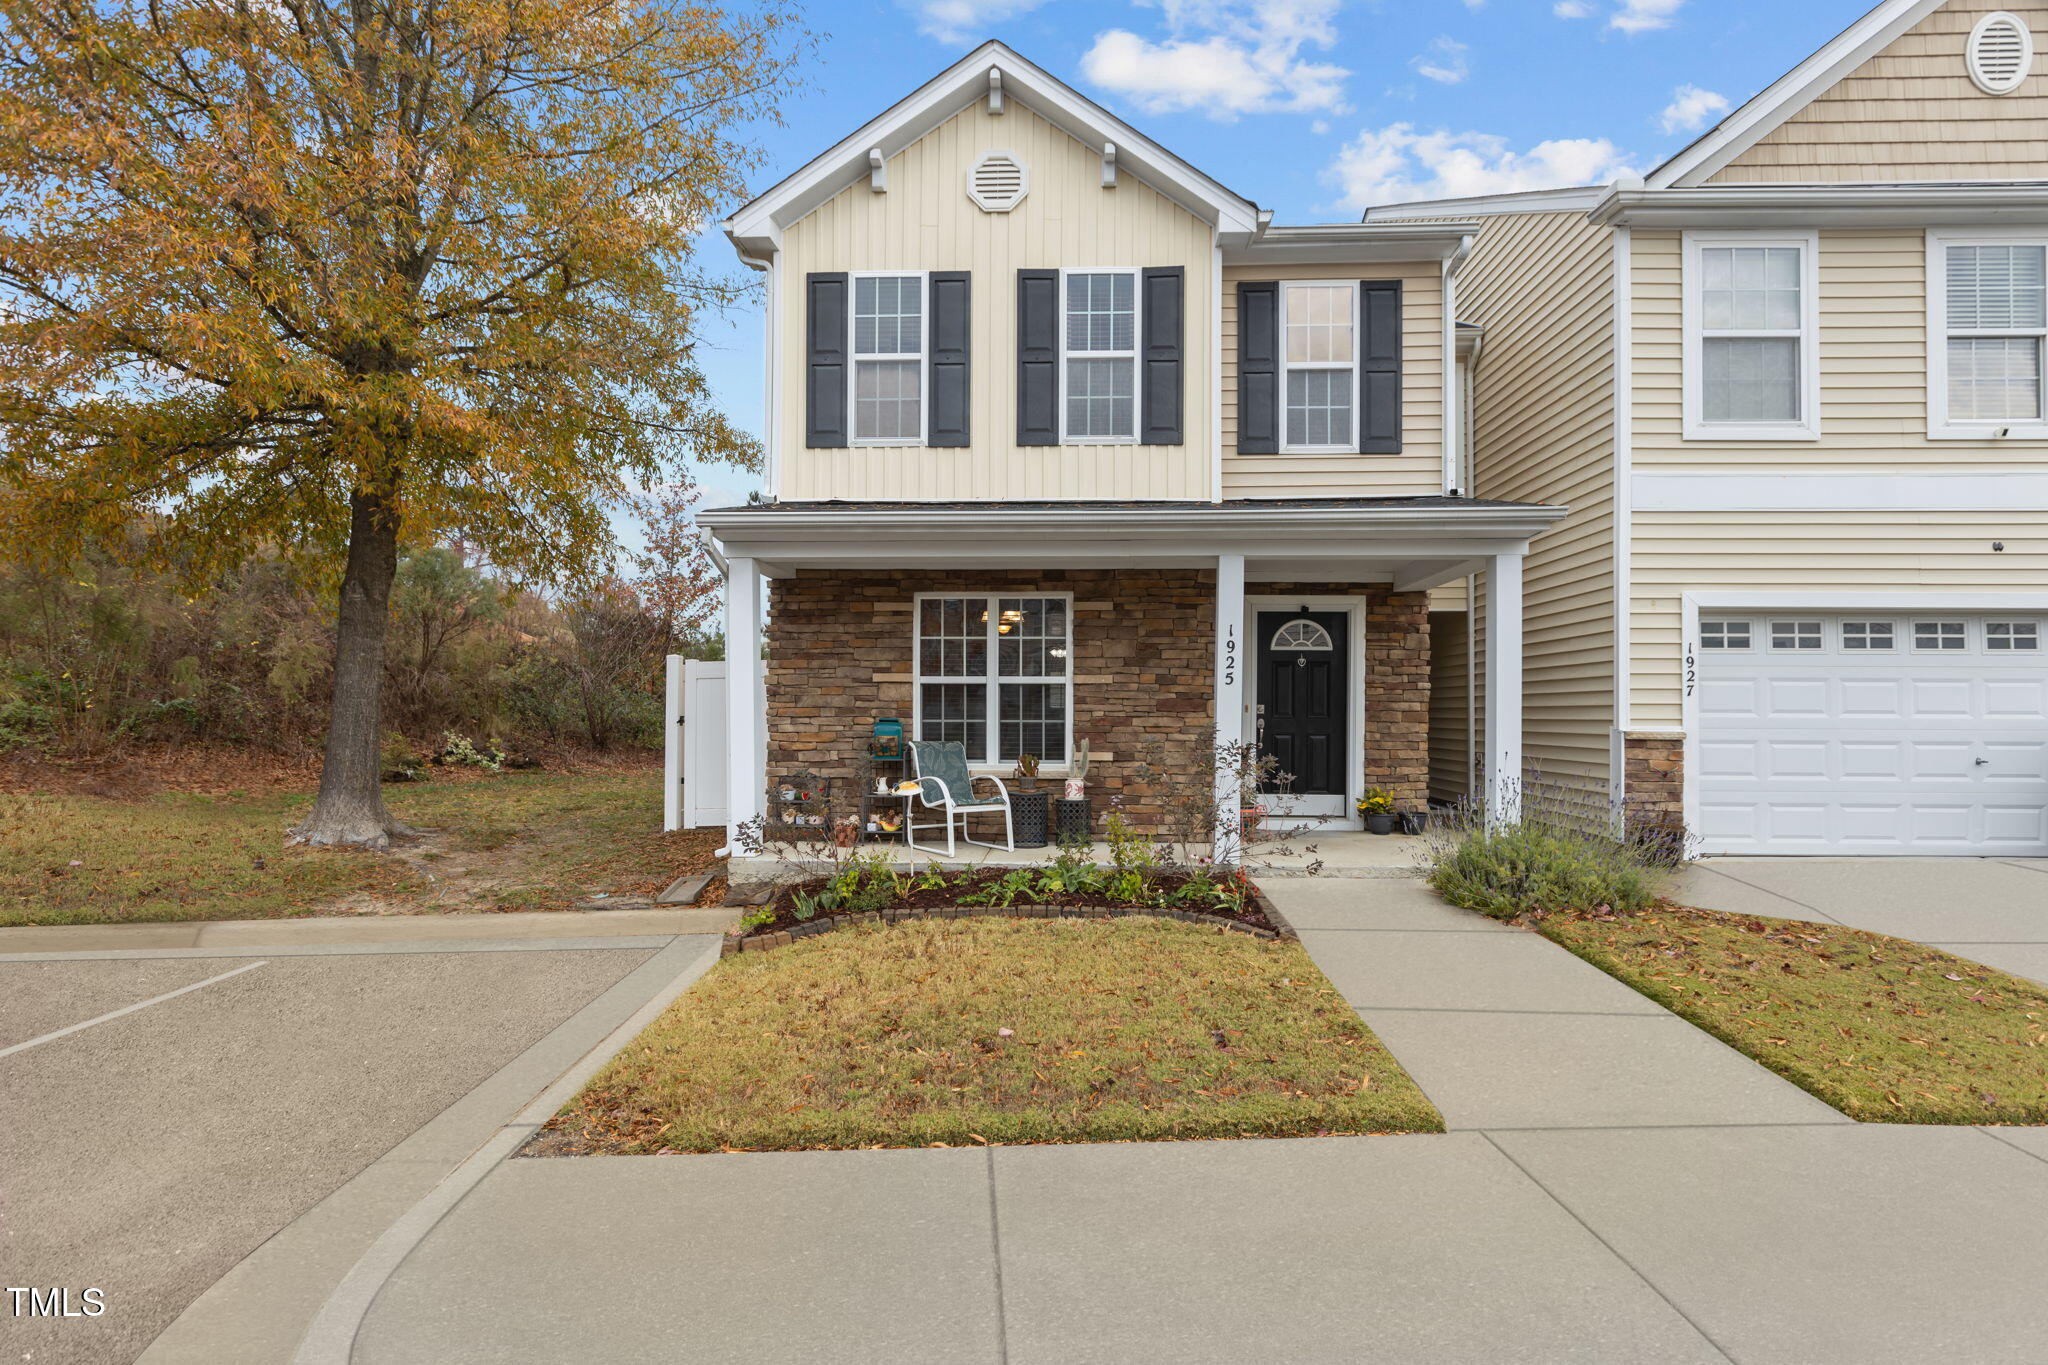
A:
1671 858 2048 984
0 905 737 957
1274 880 1846 1130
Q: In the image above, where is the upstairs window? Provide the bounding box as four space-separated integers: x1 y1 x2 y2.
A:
1062 270 1137 442
1283 283 1358 452
1931 236 2048 437
851 273 924 444
1683 232 1819 441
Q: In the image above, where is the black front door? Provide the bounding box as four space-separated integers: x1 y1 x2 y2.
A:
1255 610 1348 796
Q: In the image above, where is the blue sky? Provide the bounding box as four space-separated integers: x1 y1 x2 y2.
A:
680 0 1880 512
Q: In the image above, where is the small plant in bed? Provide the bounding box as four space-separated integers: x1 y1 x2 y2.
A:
1421 787 1673 920
533 917 1443 1153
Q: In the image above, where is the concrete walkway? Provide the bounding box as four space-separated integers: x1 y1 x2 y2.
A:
1275 879 1845 1130
1671 857 2048 984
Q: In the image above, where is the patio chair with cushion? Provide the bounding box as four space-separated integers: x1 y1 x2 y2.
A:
905 740 1014 857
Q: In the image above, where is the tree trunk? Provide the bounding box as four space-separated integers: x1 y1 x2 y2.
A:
291 488 411 847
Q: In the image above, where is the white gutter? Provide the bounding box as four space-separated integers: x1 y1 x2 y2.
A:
1591 183 2048 228
698 502 1565 538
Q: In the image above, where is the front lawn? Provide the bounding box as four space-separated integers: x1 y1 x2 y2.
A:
0 765 719 926
534 917 1444 1152
1542 905 2048 1124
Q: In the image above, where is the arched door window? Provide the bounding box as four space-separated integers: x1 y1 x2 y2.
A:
1270 618 1335 652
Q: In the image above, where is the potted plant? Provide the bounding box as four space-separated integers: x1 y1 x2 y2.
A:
1357 787 1396 835
1013 753 1040 791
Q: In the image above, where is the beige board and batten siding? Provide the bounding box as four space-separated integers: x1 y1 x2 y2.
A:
1708 3 2048 184
776 100 1213 501
1455 211 1618 792
1628 513 2048 729
1632 228 2048 469
1219 261 1444 497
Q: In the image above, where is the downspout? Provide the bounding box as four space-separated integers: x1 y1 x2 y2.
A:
1441 234 1473 496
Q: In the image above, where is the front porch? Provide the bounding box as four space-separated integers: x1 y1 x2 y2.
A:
699 497 1565 864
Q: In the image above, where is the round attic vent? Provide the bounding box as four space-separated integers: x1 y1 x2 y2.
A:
1968 12 2033 94
968 151 1028 212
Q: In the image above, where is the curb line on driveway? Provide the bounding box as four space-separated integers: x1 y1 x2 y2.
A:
288 932 723 1365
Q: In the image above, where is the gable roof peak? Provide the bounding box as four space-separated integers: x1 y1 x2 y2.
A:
724 40 1263 258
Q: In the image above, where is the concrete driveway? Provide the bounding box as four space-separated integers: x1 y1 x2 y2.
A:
0 914 725 1365
1672 858 2048 983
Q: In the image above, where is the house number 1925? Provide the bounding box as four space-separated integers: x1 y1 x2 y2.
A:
1223 625 1238 687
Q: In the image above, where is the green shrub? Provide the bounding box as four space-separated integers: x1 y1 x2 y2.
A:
1425 814 1668 921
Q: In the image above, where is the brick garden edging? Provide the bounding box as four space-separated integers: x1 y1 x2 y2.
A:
720 887 1299 958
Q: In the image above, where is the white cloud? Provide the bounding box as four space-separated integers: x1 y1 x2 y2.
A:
1658 83 1728 134
905 0 1050 43
1611 0 1682 33
1552 0 1592 16
1079 0 1350 120
1326 123 1637 210
1412 36 1469 85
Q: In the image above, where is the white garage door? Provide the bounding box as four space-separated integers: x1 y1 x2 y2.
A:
1695 612 2048 855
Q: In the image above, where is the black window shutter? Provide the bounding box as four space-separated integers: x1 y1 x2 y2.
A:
928 271 970 447
1016 269 1058 445
1140 267 1184 445
1236 281 1279 454
805 272 848 448
1360 279 1403 454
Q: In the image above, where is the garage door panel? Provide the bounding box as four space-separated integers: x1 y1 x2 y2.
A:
1694 612 2048 856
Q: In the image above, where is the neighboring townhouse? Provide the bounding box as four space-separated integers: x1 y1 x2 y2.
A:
699 44 1564 849
1376 0 2048 857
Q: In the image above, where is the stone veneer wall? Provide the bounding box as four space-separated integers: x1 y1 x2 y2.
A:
764 570 1434 832
1622 732 1686 846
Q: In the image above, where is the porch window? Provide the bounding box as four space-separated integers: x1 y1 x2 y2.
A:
1062 271 1137 442
916 594 1071 764
851 273 924 443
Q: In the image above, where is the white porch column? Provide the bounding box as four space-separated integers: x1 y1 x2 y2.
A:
1213 553 1247 863
724 557 766 852
1484 550 1525 823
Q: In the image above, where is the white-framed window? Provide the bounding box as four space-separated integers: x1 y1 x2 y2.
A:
1699 619 1752 650
1270 618 1335 651
1841 620 1896 651
1927 231 2048 439
1769 619 1823 651
1682 230 1821 441
914 594 1072 766
850 271 926 445
1914 620 1968 651
1987 620 2040 650
1281 282 1359 453
1061 269 1138 443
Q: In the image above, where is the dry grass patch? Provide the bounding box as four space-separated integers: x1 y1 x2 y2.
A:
1542 905 2048 1124
536 917 1443 1153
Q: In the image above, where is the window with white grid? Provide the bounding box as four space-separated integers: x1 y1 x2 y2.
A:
915 595 1071 765
1987 621 2040 651
1282 283 1357 452
1914 620 1968 651
1700 620 1752 650
1941 241 2047 426
851 274 924 444
1841 621 1896 651
1062 271 1137 442
1685 233 1818 440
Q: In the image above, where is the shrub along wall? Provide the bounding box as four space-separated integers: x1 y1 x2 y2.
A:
764 571 1432 832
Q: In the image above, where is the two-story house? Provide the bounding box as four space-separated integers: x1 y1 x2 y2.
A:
699 44 1565 850
1378 0 2048 857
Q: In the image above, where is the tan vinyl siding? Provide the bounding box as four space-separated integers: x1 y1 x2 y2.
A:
1710 3 2048 184
1428 608 1472 801
777 100 1213 501
1632 228 2048 468
1220 261 1444 497
1628 511 2048 728
1460 212 1618 792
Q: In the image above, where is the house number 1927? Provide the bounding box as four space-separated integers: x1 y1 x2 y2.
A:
1684 644 1697 697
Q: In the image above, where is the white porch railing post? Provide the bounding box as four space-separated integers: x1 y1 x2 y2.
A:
1213 553 1247 864
1484 550 1525 824
724 558 765 852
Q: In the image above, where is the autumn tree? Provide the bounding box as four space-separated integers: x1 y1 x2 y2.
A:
629 475 722 655
0 0 793 844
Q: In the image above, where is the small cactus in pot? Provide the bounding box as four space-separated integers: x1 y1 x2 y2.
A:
1063 739 1090 799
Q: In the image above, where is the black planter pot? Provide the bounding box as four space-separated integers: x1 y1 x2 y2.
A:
1398 811 1428 836
1364 812 1397 835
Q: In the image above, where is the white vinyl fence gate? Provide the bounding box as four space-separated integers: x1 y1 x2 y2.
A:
664 656 727 831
